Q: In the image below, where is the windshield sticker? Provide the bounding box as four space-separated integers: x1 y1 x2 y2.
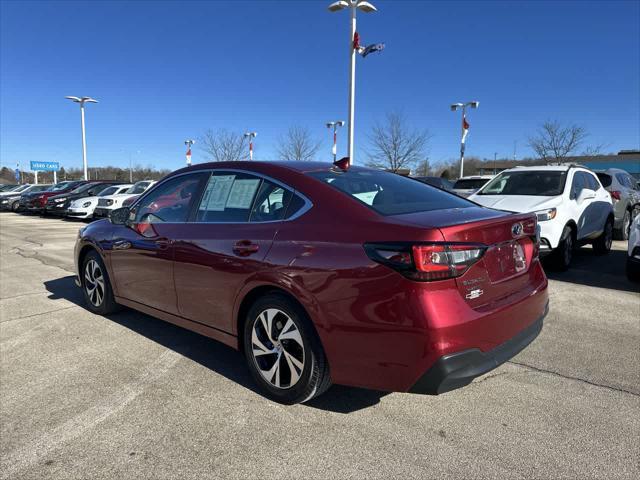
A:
200 175 235 211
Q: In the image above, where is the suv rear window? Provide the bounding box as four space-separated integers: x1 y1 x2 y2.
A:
596 172 612 188
307 169 472 216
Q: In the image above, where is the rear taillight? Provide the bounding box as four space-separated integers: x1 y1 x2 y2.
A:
364 242 486 281
610 191 621 201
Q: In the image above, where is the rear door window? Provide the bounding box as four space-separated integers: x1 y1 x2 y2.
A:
196 173 261 223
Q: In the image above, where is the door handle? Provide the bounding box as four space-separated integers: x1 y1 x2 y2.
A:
155 238 173 250
233 240 260 256
113 239 131 250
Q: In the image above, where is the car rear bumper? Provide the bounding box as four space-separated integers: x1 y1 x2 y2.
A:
409 303 547 394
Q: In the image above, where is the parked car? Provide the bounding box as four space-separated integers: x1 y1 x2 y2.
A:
0 184 31 198
626 212 640 281
21 181 86 214
594 169 640 240
45 181 123 216
452 175 494 197
413 176 454 191
469 165 614 270
0 184 52 211
93 180 156 218
0 184 19 192
75 161 548 404
67 184 134 220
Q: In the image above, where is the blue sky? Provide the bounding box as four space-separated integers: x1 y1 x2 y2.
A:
1 0 639 173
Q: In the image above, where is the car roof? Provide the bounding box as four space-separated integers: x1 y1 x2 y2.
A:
172 160 372 176
456 175 494 180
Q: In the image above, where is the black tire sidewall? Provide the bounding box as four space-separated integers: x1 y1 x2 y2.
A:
243 293 326 404
81 250 117 315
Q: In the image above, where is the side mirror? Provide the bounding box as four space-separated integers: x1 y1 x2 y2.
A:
109 207 130 225
577 188 596 203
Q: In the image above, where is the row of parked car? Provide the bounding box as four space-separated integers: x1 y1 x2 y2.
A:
0 179 156 219
415 165 640 279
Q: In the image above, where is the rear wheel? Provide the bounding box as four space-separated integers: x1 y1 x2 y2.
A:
82 250 120 315
549 226 574 271
593 218 613 255
614 209 631 241
243 293 331 404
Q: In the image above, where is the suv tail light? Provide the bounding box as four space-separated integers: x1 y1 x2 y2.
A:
609 190 621 201
364 242 486 281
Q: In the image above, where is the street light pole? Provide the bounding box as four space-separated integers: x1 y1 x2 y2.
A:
326 121 345 162
65 96 98 181
328 1 377 166
450 101 479 178
244 132 257 161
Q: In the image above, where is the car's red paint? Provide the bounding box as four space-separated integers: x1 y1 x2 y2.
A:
75 161 548 394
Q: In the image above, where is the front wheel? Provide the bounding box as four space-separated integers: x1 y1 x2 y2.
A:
243 293 331 404
81 250 120 315
549 226 574 271
593 218 613 255
11 201 20 212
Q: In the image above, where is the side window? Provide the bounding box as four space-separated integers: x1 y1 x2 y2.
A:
249 180 292 222
196 173 261 223
585 173 600 191
570 172 585 199
135 174 205 224
284 193 307 219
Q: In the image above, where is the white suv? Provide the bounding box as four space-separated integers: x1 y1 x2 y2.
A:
469 165 614 270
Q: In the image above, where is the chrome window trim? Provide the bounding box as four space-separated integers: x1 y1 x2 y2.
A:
127 168 313 225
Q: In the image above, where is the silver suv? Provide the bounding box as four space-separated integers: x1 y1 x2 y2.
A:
595 169 640 240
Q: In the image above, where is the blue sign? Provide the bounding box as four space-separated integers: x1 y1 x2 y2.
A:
30 161 59 172
14 168 20 182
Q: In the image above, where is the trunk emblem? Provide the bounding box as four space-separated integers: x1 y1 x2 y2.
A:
465 288 484 300
511 223 523 237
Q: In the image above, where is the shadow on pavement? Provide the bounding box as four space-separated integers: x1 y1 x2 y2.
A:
44 275 388 413
543 246 639 294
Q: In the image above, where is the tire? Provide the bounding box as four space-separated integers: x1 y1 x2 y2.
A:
10 201 19 212
243 293 331 404
593 218 613 255
614 209 631 241
627 258 640 282
549 226 574 271
81 250 120 315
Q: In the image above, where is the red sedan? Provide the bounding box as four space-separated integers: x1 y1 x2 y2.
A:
74 161 548 404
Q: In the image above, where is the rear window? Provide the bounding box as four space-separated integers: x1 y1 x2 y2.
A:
453 178 490 190
478 171 567 196
307 169 472 216
596 172 612 188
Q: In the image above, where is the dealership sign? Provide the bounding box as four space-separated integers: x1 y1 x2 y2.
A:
30 161 59 172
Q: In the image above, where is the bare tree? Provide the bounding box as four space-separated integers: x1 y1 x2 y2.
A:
414 159 431 176
276 126 322 161
528 120 587 163
200 129 249 162
365 112 431 173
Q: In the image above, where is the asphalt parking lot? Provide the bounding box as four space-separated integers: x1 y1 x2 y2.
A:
1 213 639 480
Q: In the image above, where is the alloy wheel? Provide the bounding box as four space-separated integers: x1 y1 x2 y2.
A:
251 308 305 389
84 259 105 307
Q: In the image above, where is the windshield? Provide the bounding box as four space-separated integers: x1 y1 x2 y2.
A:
11 185 31 193
478 170 568 196
308 169 473 216
28 185 52 193
127 182 150 194
50 182 78 192
453 178 490 190
98 186 119 196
